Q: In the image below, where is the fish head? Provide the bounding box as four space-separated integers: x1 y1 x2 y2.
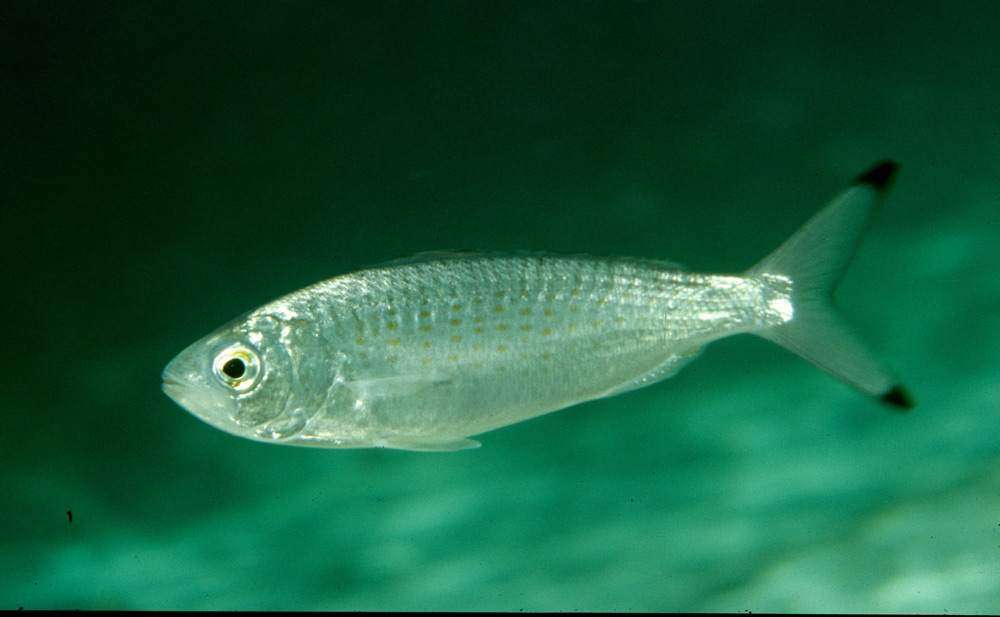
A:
162 311 333 444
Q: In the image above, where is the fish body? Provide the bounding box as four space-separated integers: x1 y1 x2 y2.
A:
162 161 912 451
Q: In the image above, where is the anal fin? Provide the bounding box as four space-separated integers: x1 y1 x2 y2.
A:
596 348 703 399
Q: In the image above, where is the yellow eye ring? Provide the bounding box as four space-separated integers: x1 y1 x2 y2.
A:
212 346 261 392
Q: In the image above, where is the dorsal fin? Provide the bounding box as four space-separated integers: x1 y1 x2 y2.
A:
364 250 688 271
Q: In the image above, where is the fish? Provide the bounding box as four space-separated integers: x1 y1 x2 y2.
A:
162 161 913 451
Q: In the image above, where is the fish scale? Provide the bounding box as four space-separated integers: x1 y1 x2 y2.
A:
299 256 778 375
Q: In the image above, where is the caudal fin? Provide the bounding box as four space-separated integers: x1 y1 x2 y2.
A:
746 161 914 410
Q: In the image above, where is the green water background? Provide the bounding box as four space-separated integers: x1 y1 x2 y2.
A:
3 1 998 611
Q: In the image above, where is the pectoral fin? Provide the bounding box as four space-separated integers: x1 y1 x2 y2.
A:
347 373 454 400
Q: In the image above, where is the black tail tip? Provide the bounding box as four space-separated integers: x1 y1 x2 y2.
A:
880 385 915 410
854 160 899 191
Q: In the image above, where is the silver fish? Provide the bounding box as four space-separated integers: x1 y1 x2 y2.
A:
162 161 912 451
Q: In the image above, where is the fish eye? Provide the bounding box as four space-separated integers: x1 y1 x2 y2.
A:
221 357 245 379
212 346 261 392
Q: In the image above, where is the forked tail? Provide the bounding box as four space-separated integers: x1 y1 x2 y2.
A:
745 161 914 409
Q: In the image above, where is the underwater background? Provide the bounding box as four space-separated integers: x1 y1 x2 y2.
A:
3 1 998 612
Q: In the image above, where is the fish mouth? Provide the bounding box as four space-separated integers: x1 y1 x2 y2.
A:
161 372 187 394
161 365 198 406
161 361 241 430
161 372 202 414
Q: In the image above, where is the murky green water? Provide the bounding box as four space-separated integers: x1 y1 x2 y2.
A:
3 1 998 611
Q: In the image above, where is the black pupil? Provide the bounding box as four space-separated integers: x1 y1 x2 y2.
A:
222 358 246 379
